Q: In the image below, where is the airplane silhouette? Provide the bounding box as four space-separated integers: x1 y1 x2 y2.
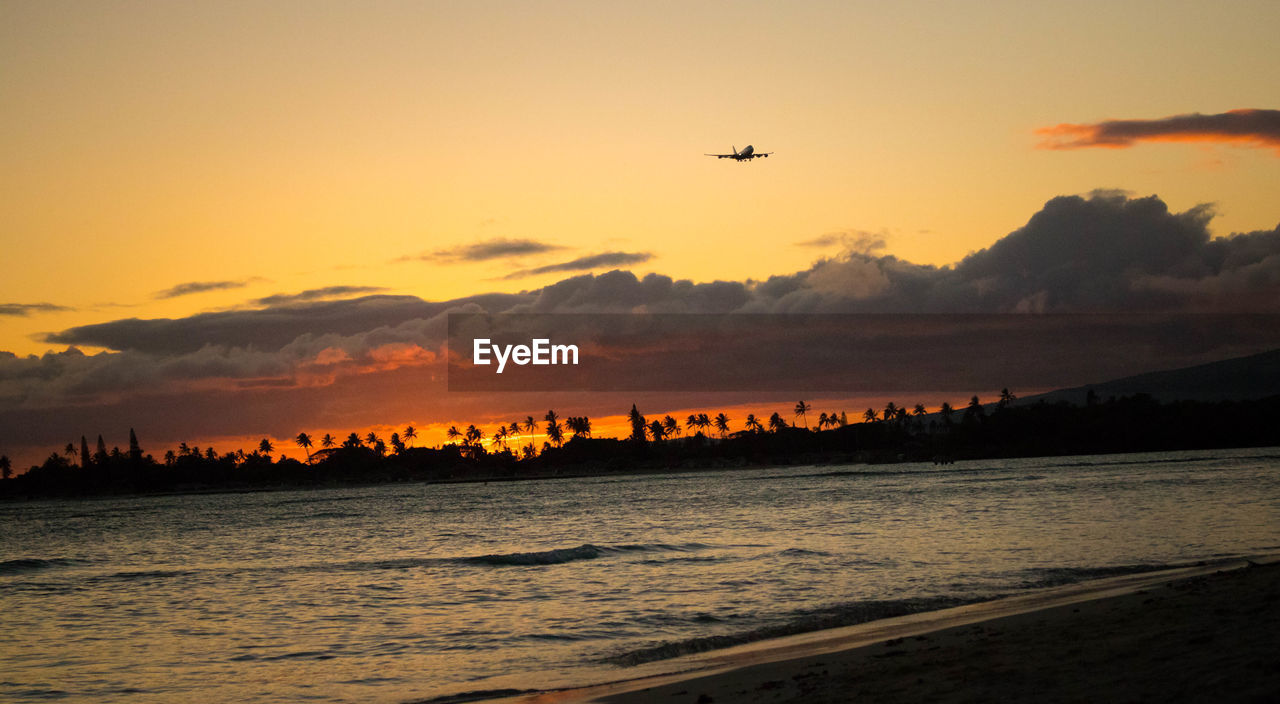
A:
705 145 772 161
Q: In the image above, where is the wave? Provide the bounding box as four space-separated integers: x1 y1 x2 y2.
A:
0 557 87 575
600 595 973 666
463 543 710 567
1014 562 1181 589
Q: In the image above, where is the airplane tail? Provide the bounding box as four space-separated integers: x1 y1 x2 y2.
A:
732 145 737 156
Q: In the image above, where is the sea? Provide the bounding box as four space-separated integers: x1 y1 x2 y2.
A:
2 447 1277 703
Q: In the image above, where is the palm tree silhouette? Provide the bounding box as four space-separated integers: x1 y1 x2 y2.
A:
998 388 1017 409
321 433 336 449
768 412 787 433
794 401 812 430
714 413 731 437
258 438 274 459
0 455 10 481
663 415 681 438
939 402 954 426
546 420 564 447
295 432 313 463
818 412 829 430
523 416 537 447
884 402 898 426
403 425 417 447
365 431 379 447
446 426 462 445
648 420 666 442
345 432 363 448
465 424 484 450
745 413 763 433
863 408 878 423
686 414 699 435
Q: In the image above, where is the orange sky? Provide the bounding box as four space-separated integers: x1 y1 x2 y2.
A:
2 1 1279 467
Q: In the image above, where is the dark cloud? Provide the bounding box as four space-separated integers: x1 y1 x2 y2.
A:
252 286 388 307
1037 109 1280 154
406 237 566 263
0 303 72 317
154 280 251 299
503 251 654 279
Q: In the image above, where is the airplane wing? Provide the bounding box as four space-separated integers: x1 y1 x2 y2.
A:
704 153 735 158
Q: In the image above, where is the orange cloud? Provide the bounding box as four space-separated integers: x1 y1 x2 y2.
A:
1036 109 1280 155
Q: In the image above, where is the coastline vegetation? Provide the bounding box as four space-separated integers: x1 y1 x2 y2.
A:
3 390 1278 498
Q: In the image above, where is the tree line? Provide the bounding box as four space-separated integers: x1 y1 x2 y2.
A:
3 389 1278 497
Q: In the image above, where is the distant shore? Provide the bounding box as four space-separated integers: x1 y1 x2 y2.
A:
481 557 1280 704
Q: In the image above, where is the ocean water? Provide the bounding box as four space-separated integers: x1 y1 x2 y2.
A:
1 448 1278 702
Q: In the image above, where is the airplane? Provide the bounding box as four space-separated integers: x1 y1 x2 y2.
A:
705 144 772 161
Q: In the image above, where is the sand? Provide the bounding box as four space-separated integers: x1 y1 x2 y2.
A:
486 557 1280 704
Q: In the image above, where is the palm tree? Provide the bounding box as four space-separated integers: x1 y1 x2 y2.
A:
939 402 954 426
403 425 417 447
295 432 313 463
321 433 336 449
768 412 787 433
566 416 592 439
696 413 712 434
0 455 10 481
546 420 564 447
258 438 274 459
163 450 176 466
389 432 404 454
817 412 829 430
365 431 380 447
663 415 681 438
964 395 985 424
523 416 538 446
465 424 483 449
446 426 462 445
745 413 763 433
64 442 77 464
884 402 898 426
648 419 666 442
714 413 731 437
686 414 699 435
863 408 878 423
493 425 509 451
794 400 812 430
344 432 364 448
998 388 1017 409
544 410 563 447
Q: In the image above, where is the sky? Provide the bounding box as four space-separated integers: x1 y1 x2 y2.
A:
2 0 1279 466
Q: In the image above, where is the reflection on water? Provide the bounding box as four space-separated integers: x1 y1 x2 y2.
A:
1 448 1277 703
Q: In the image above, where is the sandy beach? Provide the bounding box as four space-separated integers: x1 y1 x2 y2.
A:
490 557 1280 704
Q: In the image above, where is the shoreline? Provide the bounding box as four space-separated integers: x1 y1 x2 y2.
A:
464 555 1280 704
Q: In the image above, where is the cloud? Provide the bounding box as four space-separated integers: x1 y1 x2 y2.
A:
503 251 655 279
404 237 566 263
796 230 888 254
153 280 253 299
1037 109 1280 155
0 303 72 317
252 286 388 307
6 191 1280 458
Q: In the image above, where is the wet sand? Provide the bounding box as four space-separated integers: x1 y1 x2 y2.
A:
491 557 1280 704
